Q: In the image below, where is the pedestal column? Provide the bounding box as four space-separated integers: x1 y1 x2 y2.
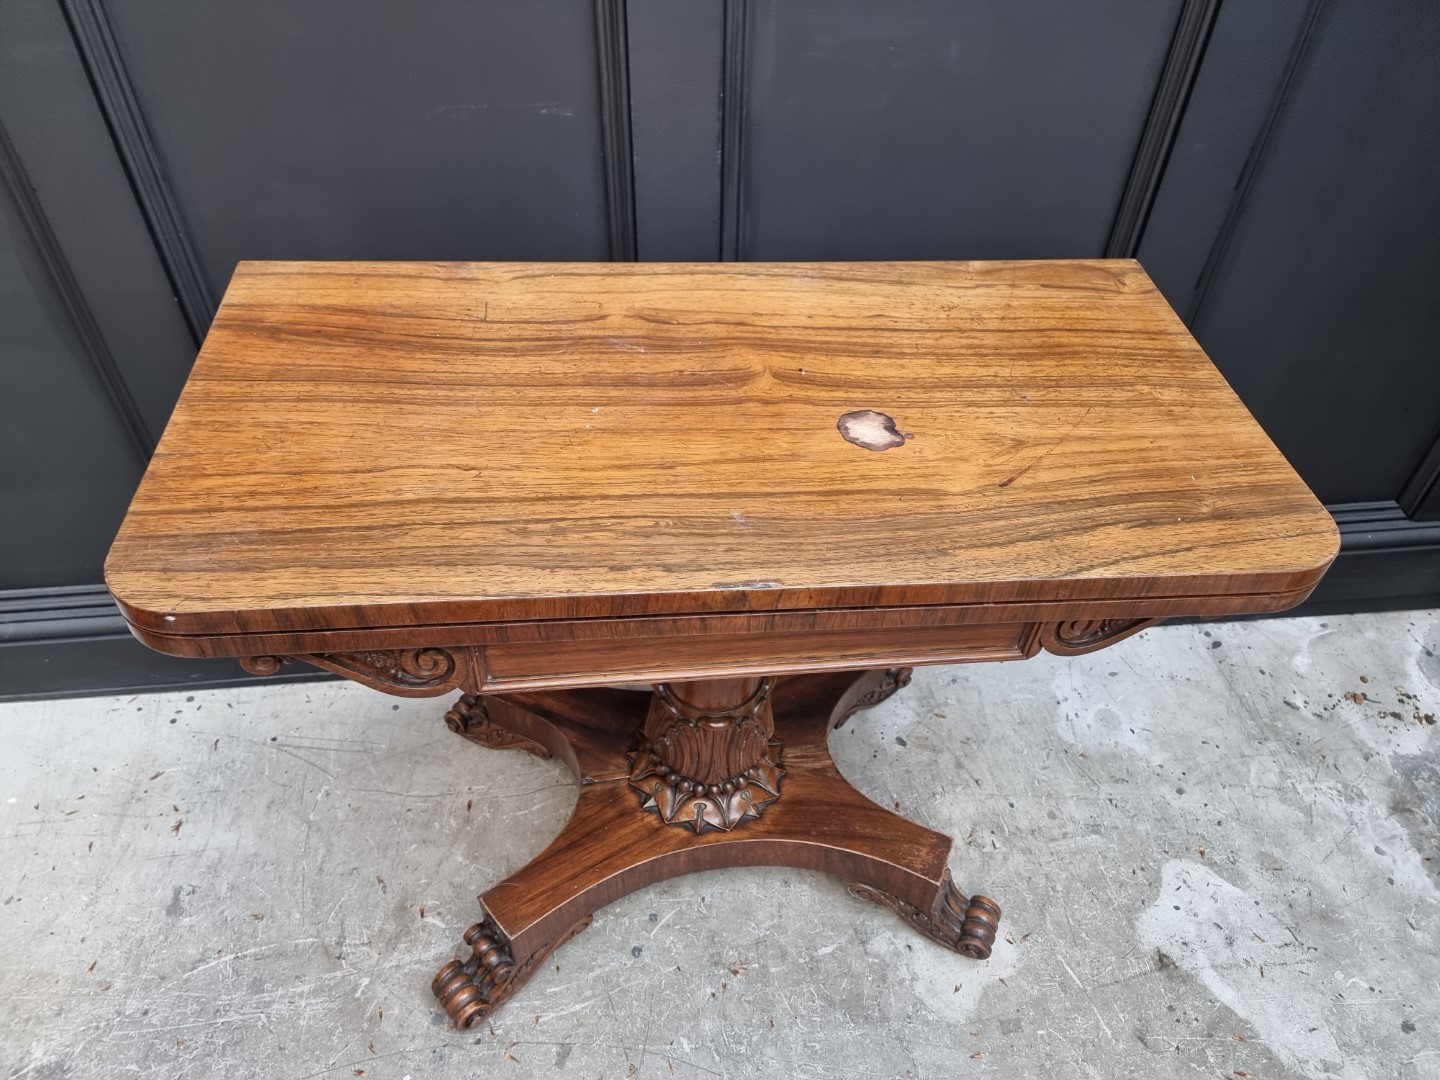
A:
430 669 1002 1029
629 676 785 832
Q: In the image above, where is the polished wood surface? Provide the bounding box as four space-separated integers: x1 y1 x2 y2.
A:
102 260 1338 1030
431 671 1000 1029
105 260 1337 647
223 616 1158 696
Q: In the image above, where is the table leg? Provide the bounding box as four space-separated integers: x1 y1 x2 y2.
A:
431 669 1000 1029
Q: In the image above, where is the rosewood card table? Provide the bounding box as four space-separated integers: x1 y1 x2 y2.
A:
105 260 1337 1029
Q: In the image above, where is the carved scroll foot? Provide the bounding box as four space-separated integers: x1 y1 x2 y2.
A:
444 693 552 761
848 873 1001 959
431 915 591 1030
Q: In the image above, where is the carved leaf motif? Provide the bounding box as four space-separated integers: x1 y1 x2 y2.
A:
444 694 551 760
241 648 467 697
629 741 785 834
649 718 770 787
1039 618 1160 656
645 678 775 786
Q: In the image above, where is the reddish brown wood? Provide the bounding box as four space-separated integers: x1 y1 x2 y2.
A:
430 669 1001 1029
102 260 1338 1034
224 616 1181 697
443 694 552 760
832 666 914 729
482 689 643 782
642 676 775 784
239 649 467 696
1038 618 1163 656
630 676 783 832
161 617 1049 690
134 588 1318 679
432 916 592 1031
106 261 1338 651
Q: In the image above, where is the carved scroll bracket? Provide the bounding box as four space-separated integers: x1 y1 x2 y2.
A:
444 693 551 760
833 667 913 730
1038 618 1162 657
241 647 471 697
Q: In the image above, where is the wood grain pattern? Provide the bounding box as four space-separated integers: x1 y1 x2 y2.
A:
224 620 1037 696
634 676 783 832
105 260 1337 651
96 260 1337 1031
431 670 1002 1027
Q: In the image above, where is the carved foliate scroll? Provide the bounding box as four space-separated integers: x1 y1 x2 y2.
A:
444 693 551 760
1038 618 1161 656
833 667 913 730
241 647 467 696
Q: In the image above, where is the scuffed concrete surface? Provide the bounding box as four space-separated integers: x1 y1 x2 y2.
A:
1 612 1437 1079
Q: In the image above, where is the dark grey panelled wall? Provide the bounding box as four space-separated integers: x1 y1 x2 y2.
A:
1 0 183 588
0 149 143 587
1141 0 1440 607
102 0 619 299
1144 0 1440 503
732 0 1183 260
628 0 724 260
2 0 1438 698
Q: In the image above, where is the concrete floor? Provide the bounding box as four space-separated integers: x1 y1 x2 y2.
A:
2 613 1438 1080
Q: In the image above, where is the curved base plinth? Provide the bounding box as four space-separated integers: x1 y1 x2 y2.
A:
431 668 1000 1027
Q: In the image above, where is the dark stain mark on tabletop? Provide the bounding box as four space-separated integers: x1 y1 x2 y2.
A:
837 410 911 452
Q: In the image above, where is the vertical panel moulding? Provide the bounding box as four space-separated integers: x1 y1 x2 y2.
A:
718 0 749 261
594 0 638 260
59 0 216 339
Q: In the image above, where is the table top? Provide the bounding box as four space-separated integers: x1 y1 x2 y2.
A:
106 260 1337 644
